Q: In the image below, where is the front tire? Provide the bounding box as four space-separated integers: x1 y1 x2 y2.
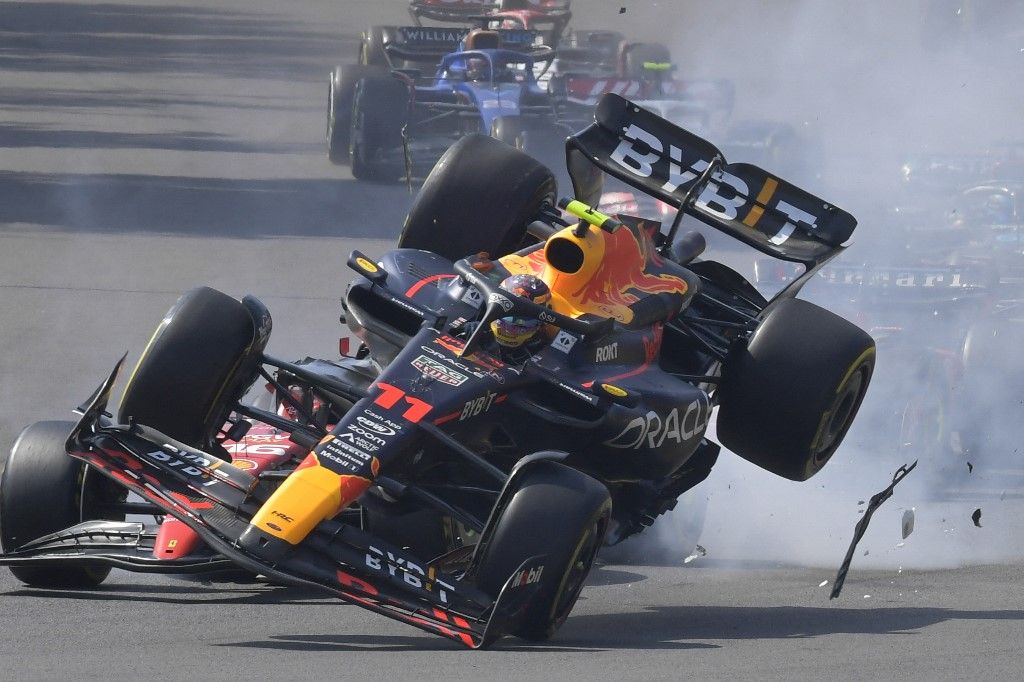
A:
327 65 387 165
119 287 269 450
399 134 557 261
472 461 611 640
0 421 123 587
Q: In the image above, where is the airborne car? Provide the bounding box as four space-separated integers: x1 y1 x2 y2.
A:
0 95 874 648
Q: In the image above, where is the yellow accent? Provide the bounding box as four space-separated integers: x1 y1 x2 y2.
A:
755 177 779 205
120 321 166 409
743 177 779 227
249 460 343 544
742 205 764 227
836 346 876 394
642 61 673 71
168 539 178 548
562 200 615 230
601 383 628 398
356 257 378 273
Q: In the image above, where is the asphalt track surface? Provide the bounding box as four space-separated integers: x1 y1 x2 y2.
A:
1 1 1022 679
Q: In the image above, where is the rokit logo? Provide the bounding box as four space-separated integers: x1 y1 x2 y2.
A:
610 123 820 246
604 393 711 449
595 342 619 362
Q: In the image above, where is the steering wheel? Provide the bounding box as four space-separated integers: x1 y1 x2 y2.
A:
454 258 613 356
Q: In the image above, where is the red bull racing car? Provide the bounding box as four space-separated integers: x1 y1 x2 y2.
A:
0 95 875 648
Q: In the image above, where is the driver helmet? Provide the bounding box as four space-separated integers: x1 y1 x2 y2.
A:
490 274 551 347
466 56 488 81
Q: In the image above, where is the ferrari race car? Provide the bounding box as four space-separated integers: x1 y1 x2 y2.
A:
328 29 565 180
0 95 875 648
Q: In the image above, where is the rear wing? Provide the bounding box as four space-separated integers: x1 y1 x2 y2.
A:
409 0 495 24
382 26 544 63
566 94 856 266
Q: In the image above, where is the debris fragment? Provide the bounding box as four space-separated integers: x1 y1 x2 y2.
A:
967 461 973 473
818 580 829 587
863 549 869 556
902 508 915 539
863 595 871 599
896 542 905 548
683 544 707 564
972 508 982 527
857 500 865 505
618 6 626 13
830 461 917 600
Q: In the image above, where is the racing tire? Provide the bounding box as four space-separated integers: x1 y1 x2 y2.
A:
0 421 123 587
716 297 875 481
328 65 387 165
119 287 269 450
350 75 409 182
399 134 557 261
955 318 1024 459
473 461 611 641
359 26 389 67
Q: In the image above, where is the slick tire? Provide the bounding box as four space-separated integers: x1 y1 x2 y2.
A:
399 134 557 261
350 75 409 182
716 297 875 481
359 26 389 67
956 318 1024 457
119 287 269 450
0 421 123 587
473 461 611 641
327 64 387 165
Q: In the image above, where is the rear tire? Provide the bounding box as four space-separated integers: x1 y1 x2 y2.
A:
119 287 269 450
399 134 557 261
359 26 388 67
0 421 123 587
328 65 388 165
717 298 875 481
473 461 610 640
350 76 409 182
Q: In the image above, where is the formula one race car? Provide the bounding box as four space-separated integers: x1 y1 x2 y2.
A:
328 29 564 180
0 95 874 648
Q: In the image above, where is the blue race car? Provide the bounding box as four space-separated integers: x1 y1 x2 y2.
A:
340 30 565 181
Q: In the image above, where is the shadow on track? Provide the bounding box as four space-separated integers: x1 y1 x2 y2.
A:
1 582 336 607
0 126 319 153
554 603 1024 649
0 171 414 239
0 2 348 82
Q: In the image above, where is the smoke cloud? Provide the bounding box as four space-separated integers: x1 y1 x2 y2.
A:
626 0 1024 569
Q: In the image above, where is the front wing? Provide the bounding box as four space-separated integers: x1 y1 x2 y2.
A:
1 363 543 649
